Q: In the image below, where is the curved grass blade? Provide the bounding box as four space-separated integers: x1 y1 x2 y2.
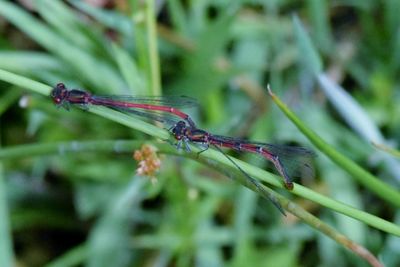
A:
267 86 400 208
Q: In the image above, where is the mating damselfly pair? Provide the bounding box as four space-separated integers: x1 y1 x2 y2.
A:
51 83 315 215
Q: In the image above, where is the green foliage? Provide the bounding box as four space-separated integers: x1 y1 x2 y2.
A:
0 1 399 267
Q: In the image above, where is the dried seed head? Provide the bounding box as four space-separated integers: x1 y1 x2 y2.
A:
133 144 161 178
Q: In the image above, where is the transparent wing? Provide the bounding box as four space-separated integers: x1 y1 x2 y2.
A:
108 105 183 127
91 95 198 109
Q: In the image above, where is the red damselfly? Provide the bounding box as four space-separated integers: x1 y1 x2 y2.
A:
170 120 315 213
51 83 197 127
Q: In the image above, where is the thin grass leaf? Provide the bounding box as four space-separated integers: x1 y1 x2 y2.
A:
174 11 236 98
292 15 323 75
0 88 20 115
0 1 125 92
306 0 333 53
384 0 400 36
0 52 61 74
167 0 189 35
0 52 72 86
36 0 97 52
267 87 400 208
231 189 257 265
43 244 87 267
0 68 49 95
111 43 146 94
0 164 14 267
0 140 140 161
145 0 162 95
195 222 224 267
69 0 134 37
86 178 147 267
379 212 400 267
37 0 117 65
318 74 384 143
318 74 400 181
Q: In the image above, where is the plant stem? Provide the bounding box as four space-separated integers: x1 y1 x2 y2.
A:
145 0 161 95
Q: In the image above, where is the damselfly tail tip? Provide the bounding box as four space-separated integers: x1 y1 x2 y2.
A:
285 182 294 190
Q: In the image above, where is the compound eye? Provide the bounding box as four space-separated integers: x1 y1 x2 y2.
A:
53 97 61 104
56 83 66 89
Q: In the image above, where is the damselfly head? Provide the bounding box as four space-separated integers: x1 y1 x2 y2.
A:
170 121 188 140
50 83 68 107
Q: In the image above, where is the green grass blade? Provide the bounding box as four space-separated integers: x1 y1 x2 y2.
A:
70 0 134 36
86 178 147 267
292 14 323 75
44 244 87 267
111 43 146 94
0 68 50 95
317 74 400 181
268 87 400 208
0 88 20 115
306 0 333 53
145 0 161 95
0 1 125 91
0 140 142 160
0 163 14 267
0 52 61 74
36 0 96 51
167 0 189 34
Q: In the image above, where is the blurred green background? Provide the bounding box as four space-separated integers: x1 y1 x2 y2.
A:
0 0 399 267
